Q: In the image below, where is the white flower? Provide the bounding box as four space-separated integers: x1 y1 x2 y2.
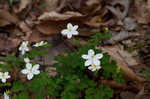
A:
61 23 79 39
4 92 9 99
82 49 103 66
21 63 40 80
24 58 30 63
19 41 29 55
33 41 46 47
0 72 10 83
88 64 101 72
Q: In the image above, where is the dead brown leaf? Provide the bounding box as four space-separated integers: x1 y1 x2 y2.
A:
100 45 145 82
0 9 19 27
86 0 100 6
38 11 83 21
36 21 66 35
18 0 32 12
0 37 21 52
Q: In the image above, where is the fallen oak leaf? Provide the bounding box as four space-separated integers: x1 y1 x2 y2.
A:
18 0 32 12
38 11 83 21
0 9 19 26
100 45 145 82
0 37 21 52
36 21 64 35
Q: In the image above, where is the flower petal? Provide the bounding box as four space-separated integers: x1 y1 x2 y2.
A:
32 64 40 70
21 69 29 74
93 59 100 65
21 50 25 55
82 55 90 59
88 66 96 71
67 23 73 29
4 92 9 99
1 78 6 83
85 60 92 66
26 63 32 69
67 33 72 39
24 58 30 63
88 49 94 56
61 29 69 35
96 65 101 70
72 25 78 31
33 70 40 75
72 31 78 35
94 54 103 59
25 47 29 52
27 73 33 80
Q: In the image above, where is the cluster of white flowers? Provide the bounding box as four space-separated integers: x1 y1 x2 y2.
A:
19 41 47 55
82 49 103 71
21 58 40 80
18 41 46 80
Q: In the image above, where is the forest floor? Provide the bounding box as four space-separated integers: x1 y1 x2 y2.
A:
0 0 150 99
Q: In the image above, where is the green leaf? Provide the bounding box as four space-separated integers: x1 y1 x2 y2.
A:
12 81 26 92
12 91 29 99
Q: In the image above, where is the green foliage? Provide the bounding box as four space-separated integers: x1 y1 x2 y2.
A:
88 29 112 46
0 30 125 99
85 85 113 99
45 31 125 99
12 81 26 92
142 70 150 82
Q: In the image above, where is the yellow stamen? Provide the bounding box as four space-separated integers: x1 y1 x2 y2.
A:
68 28 72 32
93 64 97 68
2 73 5 78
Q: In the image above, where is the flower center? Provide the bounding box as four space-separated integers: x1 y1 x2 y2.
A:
93 64 97 68
68 28 72 32
2 73 5 78
21 45 25 49
29 68 32 72
37 42 41 46
91 55 95 59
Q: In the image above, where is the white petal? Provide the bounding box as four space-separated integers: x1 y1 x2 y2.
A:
32 64 40 70
72 25 78 31
72 31 78 35
88 66 96 71
24 58 30 63
61 29 69 35
21 50 25 55
94 54 103 59
67 23 73 29
6 75 10 79
67 33 72 39
85 60 92 66
27 73 33 80
82 55 90 59
21 69 29 74
5 72 10 79
1 78 6 83
33 70 40 75
26 63 32 69
4 92 9 99
24 41 28 45
40 41 44 46
91 68 96 71
88 49 94 56
96 66 101 70
33 43 38 47
19 46 22 51
93 59 100 65
25 47 29 52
